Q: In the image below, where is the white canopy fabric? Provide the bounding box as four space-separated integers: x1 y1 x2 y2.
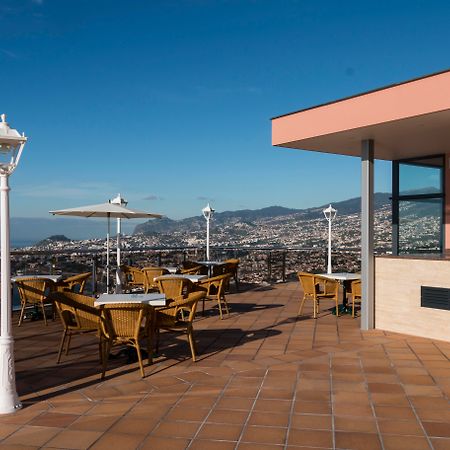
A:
50 202 162 292
50 202 162 220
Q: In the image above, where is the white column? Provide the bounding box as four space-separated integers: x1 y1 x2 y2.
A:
106 215 110 293
0 174 21 413
361 139 375 330
115 218 122 293
116 218 121 267
206 218 210 261
327 219 332 274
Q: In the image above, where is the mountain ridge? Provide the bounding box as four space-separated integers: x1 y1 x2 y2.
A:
133 193 391 236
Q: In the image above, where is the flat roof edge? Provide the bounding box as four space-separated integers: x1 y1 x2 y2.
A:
270 68 450 121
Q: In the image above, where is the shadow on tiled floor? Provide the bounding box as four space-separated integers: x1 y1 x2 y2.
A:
1 281 449 450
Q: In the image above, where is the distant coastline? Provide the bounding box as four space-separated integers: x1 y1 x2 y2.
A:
12 240 36 249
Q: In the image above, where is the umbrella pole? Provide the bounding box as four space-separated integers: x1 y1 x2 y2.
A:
116 218 122 292
106 214 110 293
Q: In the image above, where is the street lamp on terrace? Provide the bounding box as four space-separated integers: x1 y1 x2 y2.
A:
0 114 27 414
202 203 215 261
323 204 337 274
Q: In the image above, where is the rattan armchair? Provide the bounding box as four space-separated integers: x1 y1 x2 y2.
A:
350 279 362 318
155 291 205 362
54 272 91 294
99 303 153 378
119 265 145 292
181 260 208 275
156 276 194 300
180 265 206 275
49 291 102 364
142 267 169 293
297 272 340 319
15 277 55 326
224 258 240 291
197 273 231 319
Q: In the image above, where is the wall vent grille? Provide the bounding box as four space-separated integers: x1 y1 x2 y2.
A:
421 286 450 311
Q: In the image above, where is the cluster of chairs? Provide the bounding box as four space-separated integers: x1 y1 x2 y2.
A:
120 258 239 320
50 289 205 379
14 259 240 379
15 272 92 326
297 272 361 319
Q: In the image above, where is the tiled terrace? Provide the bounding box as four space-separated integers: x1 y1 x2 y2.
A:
2 282 450 450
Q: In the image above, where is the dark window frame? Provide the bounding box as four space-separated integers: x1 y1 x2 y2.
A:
392 154 445 256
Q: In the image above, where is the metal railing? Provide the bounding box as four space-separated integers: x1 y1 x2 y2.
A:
11 246 364 295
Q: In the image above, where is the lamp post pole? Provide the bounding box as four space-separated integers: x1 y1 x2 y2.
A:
110 194 127 293
202 203 215 261
0 114 27 414
323 204 337 274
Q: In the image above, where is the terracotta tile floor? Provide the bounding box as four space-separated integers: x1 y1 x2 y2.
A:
1 282 449 449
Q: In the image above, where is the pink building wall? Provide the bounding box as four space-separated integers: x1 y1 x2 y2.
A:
445 154 450 252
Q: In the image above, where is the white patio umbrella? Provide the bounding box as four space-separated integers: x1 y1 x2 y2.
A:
50 201 162 292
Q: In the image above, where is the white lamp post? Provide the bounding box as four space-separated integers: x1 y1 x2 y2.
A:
323 204 337 274
110 194 127 292
202 203 215 261
0 114 27 414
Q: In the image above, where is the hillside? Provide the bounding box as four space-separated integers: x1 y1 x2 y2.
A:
133 193 391 236
131 193 392 249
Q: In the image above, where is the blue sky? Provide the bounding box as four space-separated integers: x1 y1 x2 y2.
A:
2 0 450 222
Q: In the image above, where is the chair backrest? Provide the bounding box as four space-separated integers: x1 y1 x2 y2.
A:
212 264 229 277
224 259 239 274
199 273 230 296
100 303 151 340
315 275 339 296
142 267 169 291
297 272 316 296
57 272 91 294
49 291 100 331
157 291 205 325
157 276 194 300
182 260 200 270
16 277 55 305
180 265 206 275
120 265 145 287
352 279 362 297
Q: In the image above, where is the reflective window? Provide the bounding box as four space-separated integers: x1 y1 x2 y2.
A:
398 199 442 254
399 163 442 196
393 156 444 255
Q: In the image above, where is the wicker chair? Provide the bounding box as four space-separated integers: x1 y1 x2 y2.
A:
54 272 91 294
180 265 206 275
15 277 55 326
297 272 340 318
142 267 169 293
99 303 153 378
181 261 208 275
224 259 240 291
156 276 194 300
155 291 205 362
119 265 145 292
49 291 102 364
197 273 231 319
350 279 362 318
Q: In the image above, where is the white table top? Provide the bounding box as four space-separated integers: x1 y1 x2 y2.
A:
11 274 63 283
163 266 179 274
195 260 225 266
95 293 167 307
319 272 361 281
154 274 207 283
